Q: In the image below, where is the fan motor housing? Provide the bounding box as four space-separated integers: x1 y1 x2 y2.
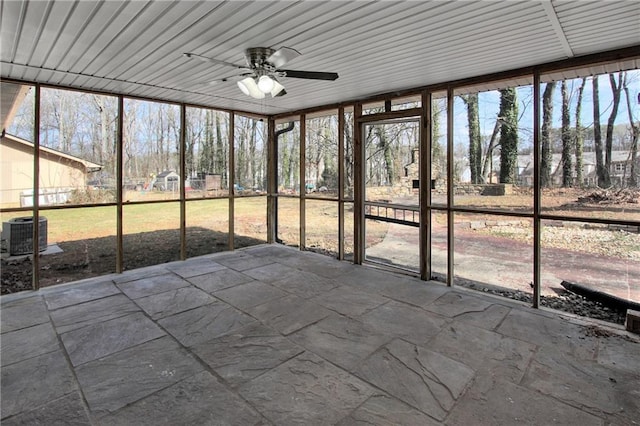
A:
244 47 275 69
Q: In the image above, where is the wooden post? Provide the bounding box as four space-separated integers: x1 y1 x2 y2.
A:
179 104 187 260
32 85 41 290
299 115 306 250
228 111 235 251
420 91 432 281
353 103 364 264
338 106 345 260
267 117 276 243
116 96 124 273
533 72 541 308
447 88 454 287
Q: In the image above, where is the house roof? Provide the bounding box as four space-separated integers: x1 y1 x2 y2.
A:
0 1 638 116
156 170 179 178
1 83 30 132
1 133 103 172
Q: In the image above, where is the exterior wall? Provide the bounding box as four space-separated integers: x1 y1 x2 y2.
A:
1 136 34 207
1 136 87 208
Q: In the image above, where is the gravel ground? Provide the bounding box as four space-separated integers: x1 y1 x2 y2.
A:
476 225 640 261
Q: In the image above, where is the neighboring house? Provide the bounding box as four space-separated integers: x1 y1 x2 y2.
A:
0 133 102 208
518 151 639 187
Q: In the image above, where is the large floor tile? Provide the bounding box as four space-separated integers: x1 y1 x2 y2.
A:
111 265 168 284
134 286 216 320
244 244 298 258
242 262 300 283
424 290 507 321
1 322 59 367
311 285 388 317
290 256 357 279
289 314 390 371
44 280 120 310
337 394 442 426
1 296 50 333
158 301 255 347
50 294 140 334
446 379 604 426
187 268 255 293
360 300 448 345
428 321 536 393
99 371 264 426
239 351 374 425
596 334 640 376
497 308 600 359
213 281 287 310
247 294 331 335
116 273 190 299
521 344 640 422
60 312 165 366
214 253 275 271
164 258 226 278
1 392 90 426
193 323 303 387
75 336 203 417
380 280 450 308
356 339 474 421
270 270 339 299
1 350 77 419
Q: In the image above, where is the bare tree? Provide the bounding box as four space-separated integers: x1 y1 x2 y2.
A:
604 72 624 186
593 76 607 187
461 94 482 183
622 75 639 187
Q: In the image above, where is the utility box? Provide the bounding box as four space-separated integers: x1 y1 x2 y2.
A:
626 309 640 334
2 216 48 255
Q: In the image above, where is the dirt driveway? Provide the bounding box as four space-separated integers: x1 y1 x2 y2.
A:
366 221 640 302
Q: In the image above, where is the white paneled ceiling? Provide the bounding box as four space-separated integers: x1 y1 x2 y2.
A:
1 0 639 115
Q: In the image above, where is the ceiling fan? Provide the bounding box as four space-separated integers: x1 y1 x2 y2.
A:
183 47 338 99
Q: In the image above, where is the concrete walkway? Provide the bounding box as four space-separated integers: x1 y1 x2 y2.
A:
1 244 638 425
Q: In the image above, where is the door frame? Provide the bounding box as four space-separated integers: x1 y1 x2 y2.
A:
353 103 432 280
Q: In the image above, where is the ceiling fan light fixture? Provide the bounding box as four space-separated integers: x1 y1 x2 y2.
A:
270 80 286 97
257 75 275 93
237 77 264 99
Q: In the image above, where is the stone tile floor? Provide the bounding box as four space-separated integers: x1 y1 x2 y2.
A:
1 244 639 425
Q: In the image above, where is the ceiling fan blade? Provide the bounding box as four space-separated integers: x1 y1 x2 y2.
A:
267 47 301 68
280 70 339 81
183 52 248 70
208 73 251 86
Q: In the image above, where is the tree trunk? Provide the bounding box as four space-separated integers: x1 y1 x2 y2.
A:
462 94 482 183
560 81 573 187
574 78 586 186
481 119 501 183
604 72 623 187
593 76 607 187
622 74 639 187
540 82 555 187
498 88 519 184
